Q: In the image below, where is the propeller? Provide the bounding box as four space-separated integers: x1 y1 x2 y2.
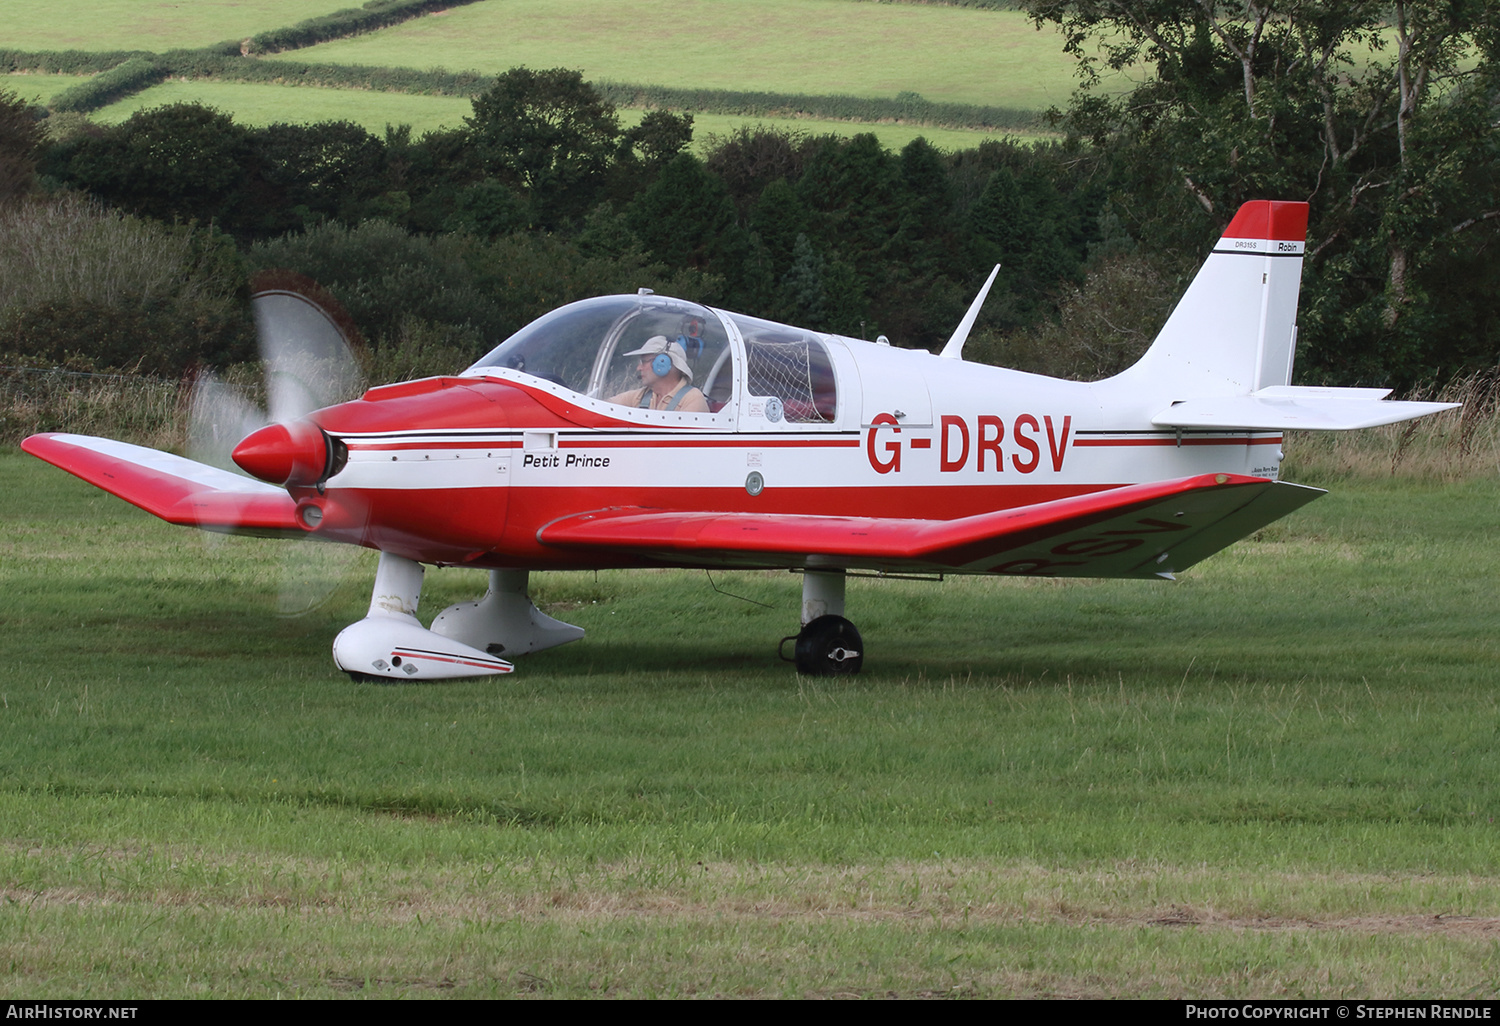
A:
186 271 368 614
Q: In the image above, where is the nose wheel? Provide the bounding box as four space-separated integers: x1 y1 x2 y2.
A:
781 614 864 675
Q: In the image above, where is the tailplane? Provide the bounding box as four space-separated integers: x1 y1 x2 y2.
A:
1115 200 1455 430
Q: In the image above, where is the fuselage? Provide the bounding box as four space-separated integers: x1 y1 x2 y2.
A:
288 294 1282 571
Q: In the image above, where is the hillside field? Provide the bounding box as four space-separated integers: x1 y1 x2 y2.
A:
6 0 1092 147
267 0 1091 109
3 0 357 52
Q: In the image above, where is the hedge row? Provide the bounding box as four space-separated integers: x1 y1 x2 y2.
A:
48 56 168 113
0 50 143 75
235 0 488 55
596 82 1040 131
168 54 495 97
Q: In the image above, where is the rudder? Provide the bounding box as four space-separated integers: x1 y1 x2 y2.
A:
1117 200 1309 398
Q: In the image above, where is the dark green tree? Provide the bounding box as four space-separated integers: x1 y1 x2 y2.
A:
625 152 745 282
747 177 813 276
443 178 532 238
621 110 694 168
44 104 253 231
705 126 815 216
248 121 389 235
465 67 622 226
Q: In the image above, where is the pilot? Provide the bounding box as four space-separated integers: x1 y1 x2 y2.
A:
607 336 709 412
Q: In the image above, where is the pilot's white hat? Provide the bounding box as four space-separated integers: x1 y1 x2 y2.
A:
624 336 693 380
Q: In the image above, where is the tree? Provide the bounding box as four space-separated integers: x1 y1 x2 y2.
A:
625 152 746 283
1026 0 1500 384
45 104 254 231
249 121 389 235
621 110 694 168
465 67 622 225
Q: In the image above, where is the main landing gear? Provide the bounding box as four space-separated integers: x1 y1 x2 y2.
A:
779 569 864 676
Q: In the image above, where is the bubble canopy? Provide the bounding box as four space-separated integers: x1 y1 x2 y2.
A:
465 295 734 409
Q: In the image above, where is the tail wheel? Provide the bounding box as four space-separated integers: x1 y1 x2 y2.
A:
791 614 863 676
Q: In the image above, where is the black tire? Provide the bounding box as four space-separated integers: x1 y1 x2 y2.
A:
794 614 864 675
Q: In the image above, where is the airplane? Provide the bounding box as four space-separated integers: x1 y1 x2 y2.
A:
22 200 1457 680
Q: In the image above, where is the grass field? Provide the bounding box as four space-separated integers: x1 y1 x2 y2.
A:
88 79 1039 151
8 0 1088 149
90 79 474 136
1 73 92 107
269 0 1094 110
4 448 1499 997
1 0 355 52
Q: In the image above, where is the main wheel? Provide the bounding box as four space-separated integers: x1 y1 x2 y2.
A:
793 614 864 676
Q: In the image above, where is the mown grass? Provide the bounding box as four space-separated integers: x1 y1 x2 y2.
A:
89 79 1041 150
3 444 1500 996
2 0 357 52
269 0 1100 109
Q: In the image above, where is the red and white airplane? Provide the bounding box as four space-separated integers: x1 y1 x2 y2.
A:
23 201 1455 678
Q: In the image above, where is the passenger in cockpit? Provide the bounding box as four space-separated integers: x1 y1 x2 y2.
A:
606 336 709 412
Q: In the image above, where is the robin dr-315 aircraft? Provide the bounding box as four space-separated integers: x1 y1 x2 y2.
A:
23 200 1456 679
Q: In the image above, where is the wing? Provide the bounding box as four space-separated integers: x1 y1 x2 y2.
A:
538 473 1324 578
22 433 302 537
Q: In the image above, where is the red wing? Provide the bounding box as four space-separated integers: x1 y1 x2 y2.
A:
22 433 302 537
538 473 1324 578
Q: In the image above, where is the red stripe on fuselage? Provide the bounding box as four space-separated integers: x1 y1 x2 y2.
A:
345 439 522 452
1073 436 1283 448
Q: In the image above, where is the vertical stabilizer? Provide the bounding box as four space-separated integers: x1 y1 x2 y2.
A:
1117 201 1308 398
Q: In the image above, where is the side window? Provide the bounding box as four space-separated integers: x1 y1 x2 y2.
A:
732 314 837 423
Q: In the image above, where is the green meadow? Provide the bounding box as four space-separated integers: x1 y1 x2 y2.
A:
2 0 356 52
4 448 1499 997
269 0 1092 110
1 73 92 107
7 0 1088 148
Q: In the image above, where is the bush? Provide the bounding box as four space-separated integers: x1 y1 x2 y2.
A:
249 219 724 359
0 196 253 374
0 364 184 448
597 82 1039 132
964 253 1180 379
0 88 46 205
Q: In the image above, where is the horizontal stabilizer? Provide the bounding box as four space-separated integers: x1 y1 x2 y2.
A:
1153 387 1458 431
539 473 1324 578
22 433 302 537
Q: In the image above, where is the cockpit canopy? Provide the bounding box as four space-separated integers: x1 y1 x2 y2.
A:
465 294 839 423
466 294 734 409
